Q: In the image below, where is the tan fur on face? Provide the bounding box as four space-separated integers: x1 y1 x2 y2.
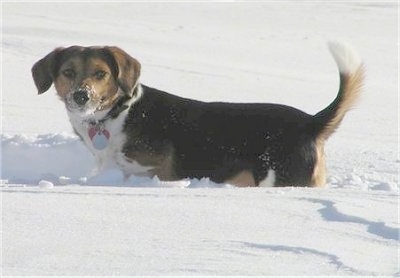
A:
54 56 119 110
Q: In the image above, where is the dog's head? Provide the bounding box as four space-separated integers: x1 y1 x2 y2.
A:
31 46 141 114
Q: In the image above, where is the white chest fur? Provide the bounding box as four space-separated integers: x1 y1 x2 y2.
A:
67 96 152 178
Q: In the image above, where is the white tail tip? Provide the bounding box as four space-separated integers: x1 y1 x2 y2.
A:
328 40 362 74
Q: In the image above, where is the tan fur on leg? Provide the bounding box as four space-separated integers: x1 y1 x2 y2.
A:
225 170 256 187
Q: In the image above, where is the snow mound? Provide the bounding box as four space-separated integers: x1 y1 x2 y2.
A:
1 134 230 188
1 133 397 191
38 180 54 189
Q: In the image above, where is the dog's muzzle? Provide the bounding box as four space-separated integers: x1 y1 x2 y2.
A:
73 87 90 106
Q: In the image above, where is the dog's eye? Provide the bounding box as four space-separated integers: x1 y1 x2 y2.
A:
94 70 107 80
62 69 76 79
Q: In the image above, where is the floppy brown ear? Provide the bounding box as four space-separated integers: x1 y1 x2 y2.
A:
31 47 64 94
105 46 141 96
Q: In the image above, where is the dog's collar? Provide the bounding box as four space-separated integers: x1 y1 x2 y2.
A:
88 85 141 127
85 85 141 150
97 94 131 123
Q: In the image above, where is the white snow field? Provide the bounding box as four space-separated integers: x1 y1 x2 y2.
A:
1 2 399 276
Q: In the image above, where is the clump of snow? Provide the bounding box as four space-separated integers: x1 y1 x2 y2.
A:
58 176 71 185
38 180 54 189
371 182 398 192
188 177 230 188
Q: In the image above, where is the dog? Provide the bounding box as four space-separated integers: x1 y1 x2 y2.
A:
31 42 363 187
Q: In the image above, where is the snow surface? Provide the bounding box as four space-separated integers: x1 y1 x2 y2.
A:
1 1 399 276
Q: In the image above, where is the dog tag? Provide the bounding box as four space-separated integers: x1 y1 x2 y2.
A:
88 127 110 150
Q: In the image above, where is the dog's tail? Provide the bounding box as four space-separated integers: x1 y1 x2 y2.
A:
312 41 364 141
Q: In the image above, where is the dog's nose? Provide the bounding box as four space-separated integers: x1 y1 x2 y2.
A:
73 88 89 105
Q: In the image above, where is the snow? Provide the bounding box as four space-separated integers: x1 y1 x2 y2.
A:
1 1 399 276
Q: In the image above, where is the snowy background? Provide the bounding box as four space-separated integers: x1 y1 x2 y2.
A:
1 1 399 276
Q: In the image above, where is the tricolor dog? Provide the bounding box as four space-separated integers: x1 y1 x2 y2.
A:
31 42 363 187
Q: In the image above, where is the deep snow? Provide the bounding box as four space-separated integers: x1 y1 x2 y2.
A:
1 1 399 276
